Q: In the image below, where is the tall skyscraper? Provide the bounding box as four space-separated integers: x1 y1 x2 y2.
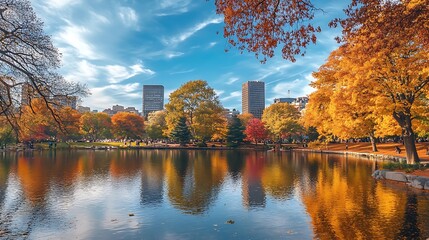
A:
242 81 265 119
142 85 164 117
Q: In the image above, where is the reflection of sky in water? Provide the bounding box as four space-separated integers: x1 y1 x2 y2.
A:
0 150 428 239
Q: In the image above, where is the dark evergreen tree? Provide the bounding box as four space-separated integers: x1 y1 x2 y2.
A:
170 117 191 146
226 115 245 147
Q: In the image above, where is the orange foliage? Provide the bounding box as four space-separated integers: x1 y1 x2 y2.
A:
111 112 145 139
215 0 320 62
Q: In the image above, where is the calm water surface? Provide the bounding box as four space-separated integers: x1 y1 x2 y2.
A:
0 150 428 239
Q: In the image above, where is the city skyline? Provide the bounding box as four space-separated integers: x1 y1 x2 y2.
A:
29 0 348 112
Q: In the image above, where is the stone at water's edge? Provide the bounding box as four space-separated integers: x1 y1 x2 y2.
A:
411 177 428 190
385 172 408 182
372 170 429 190
425 180 429 190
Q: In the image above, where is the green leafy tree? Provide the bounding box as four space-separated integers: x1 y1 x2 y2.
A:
226 115 245 147
262 103 302 141
146 110 167 139
0 122 15 148
165 80 226 141
80 112 112 141
170 117 191 146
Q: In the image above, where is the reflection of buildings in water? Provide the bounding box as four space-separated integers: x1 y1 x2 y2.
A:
140 152 166 206
242 152 266 208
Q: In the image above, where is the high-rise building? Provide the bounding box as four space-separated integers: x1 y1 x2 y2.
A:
242 81 265 119
52 95 77 109
142 85 164 117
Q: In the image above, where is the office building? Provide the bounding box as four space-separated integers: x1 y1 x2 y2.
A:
143 85 164 117
242 81 265 119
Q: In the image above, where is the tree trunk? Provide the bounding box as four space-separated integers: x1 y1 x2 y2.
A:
369 133 378 152
393 112 419 164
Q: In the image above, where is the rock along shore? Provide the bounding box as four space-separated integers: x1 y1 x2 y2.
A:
372 170 429 190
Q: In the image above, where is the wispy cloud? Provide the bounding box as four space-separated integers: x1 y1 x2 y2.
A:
156 0 192 16
166 51 184 59
84 83 142 110
272 74 315 98
170 69 195 75
103 63 155 84
118 7 139 29
55 23 100 60
208 42 217 48
221 91 241 101
163 16 223 46
45 0 81 9
226 77 239 85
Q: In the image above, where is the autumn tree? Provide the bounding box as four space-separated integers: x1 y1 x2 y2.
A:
215 0 320 62
262 103 302 141
18 99 81 141
326 1 429 163
245 118 267 145
80 112 112 141
170 117 191 146
304 47 400 152
237 113 254 127
226 115 245 147
0 0 86 131
145 110 167 139
165 80 226 141
111 112 145 139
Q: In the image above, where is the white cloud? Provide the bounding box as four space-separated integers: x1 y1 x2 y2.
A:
45 0 80 9
156 0 192 16
164 16 223 46
84 83 142 110
103 63 155 84
56 23 99 60
166 52 184 59
208 42 217 48
170 69 195 75
118 7 139 29
64 60 99 83
221 91 241 102
226 77 239 85
215 89 225 96
90 11 110 24
272 74 315 98
63 61 154 85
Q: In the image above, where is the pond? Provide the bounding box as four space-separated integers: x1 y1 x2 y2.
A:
0 150 428 239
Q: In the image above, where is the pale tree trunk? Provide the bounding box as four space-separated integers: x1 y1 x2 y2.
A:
369 133 378 152
393 112 419 164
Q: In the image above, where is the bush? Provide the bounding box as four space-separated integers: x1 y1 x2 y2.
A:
382 161 426 172
196 142 207 147
307 140 327 149
226 142 238 148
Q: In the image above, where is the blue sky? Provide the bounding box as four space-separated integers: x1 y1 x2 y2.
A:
29 0 348 112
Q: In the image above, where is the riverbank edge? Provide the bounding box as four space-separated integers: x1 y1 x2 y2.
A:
292 148 407 161
372 170 429 191
294 148 429 191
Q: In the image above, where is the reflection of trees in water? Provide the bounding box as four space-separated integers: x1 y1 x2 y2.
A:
165 151 227 214
397 193 420 240
226 151 245 181
298 153 429 239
